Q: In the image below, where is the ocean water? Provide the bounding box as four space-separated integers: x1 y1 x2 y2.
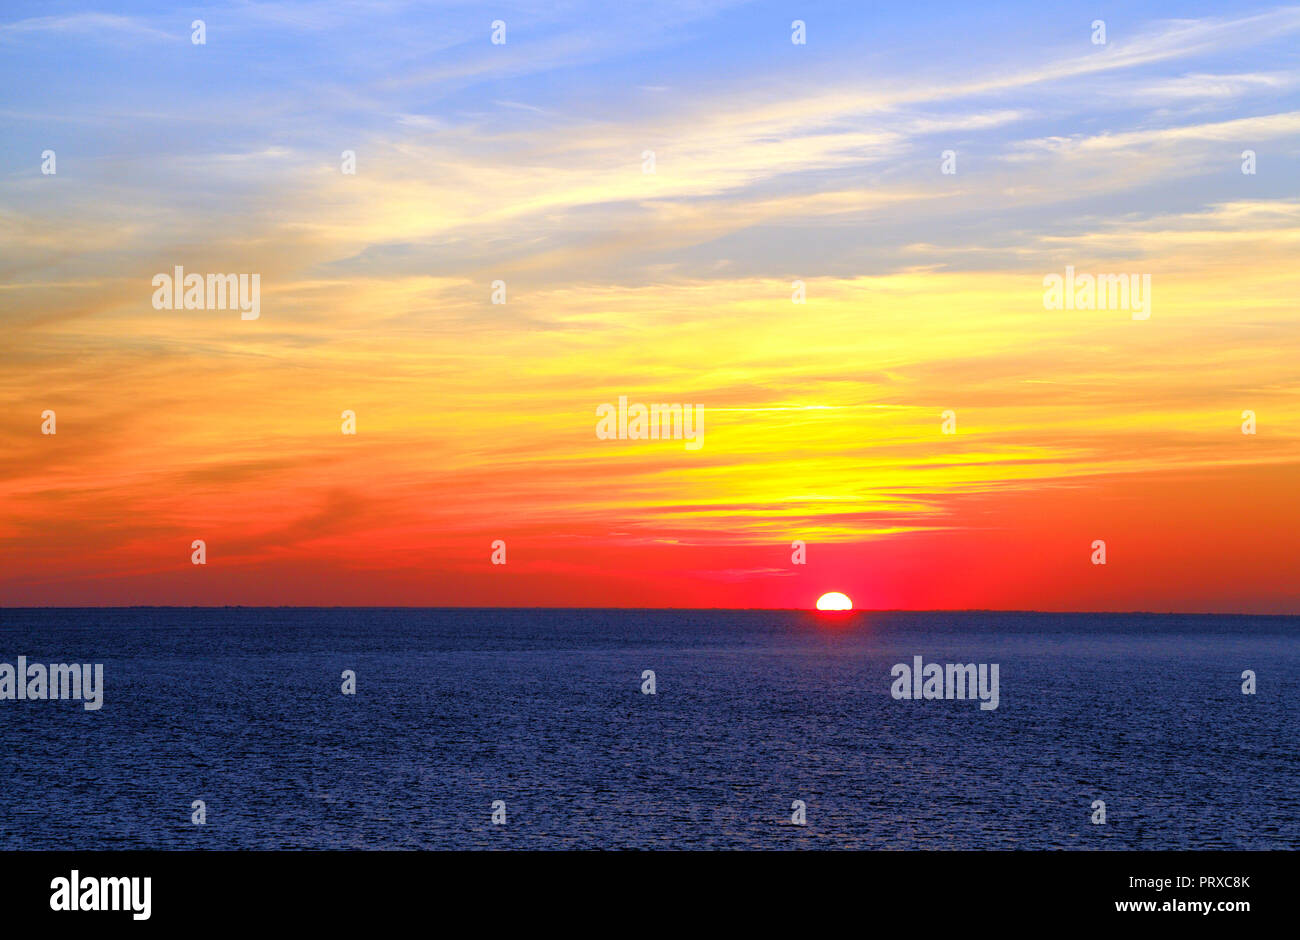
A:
0 608 1295 850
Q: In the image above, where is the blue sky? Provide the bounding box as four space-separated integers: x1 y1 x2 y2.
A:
4 1 1298 291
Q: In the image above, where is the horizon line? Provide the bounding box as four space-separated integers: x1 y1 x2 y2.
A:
1 606 1297 618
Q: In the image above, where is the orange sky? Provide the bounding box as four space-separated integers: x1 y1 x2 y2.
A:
5 263 1298 610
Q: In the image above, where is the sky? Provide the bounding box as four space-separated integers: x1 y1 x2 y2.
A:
1 1 1298 610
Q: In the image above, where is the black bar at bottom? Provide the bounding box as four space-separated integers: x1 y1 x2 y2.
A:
0 850 1280 926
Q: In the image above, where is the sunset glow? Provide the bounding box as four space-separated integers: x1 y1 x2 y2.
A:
2 4 1298 611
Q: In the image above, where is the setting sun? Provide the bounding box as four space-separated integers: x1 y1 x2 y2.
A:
816 592 853 611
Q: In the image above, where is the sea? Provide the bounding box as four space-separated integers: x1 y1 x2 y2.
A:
0 608 1295 850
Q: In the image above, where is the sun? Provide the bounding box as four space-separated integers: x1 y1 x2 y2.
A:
815 592 853 611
